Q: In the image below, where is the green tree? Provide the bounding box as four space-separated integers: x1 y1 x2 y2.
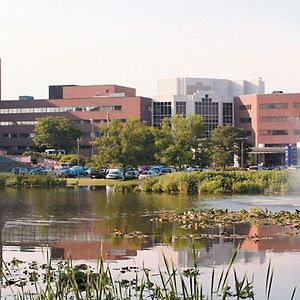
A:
33 116 82 152
93 118 155 173
153 115 206 168
209 124 246 169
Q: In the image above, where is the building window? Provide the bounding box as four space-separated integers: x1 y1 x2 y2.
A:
240 118 251 124
1 133 9 138
175 102 186 115
19 133 30 138
293 103 300 108
291 116 300 121
153 102 172 128
294 130 300 135
223 103 233 124
195 95 219 134
245 130 252 136
239 104 251 110
260 103 288 109
260 116 288 122
260 130 288 136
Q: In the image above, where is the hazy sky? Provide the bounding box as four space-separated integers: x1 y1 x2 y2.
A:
1 0 299 99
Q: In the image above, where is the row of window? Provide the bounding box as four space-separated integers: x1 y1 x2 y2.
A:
260 130 300 136
239 116 300 124
1 133 33 139
0 118 127 126
0 131 101 139
0 105 122 114
240 103 300 111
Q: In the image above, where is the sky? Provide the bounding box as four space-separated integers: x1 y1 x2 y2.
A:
0 0 300 100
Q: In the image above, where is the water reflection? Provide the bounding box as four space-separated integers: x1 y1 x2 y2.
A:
2 189 300 298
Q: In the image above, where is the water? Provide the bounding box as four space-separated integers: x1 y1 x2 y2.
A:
1 188 300 299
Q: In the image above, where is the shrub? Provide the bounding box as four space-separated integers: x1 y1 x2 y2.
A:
4 174 66 188
232 181 264 194
140 170 291 195
113 183 135 193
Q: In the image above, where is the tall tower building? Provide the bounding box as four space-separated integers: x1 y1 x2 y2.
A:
0 59 2 100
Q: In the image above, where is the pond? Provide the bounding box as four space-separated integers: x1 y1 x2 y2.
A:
1 188 300 299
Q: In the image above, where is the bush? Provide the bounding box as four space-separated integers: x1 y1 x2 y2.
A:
4 174 66 188
232 181 264 194
113 183 135 193
139 170 290 195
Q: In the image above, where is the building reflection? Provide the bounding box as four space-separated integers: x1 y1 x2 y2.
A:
2 215 300 270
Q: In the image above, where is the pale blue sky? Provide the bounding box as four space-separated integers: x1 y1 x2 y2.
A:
0 0 300 99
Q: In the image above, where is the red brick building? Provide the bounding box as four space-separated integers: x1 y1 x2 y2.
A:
0 84 152 155
235 92 300 165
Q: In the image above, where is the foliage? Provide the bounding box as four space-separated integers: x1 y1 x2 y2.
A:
153 115 207 168
113 182 138 193
60 154 87 166
93 118 155 170
3 174 66 188
209 125 247 169
140 170 290 195
32 116 82 152
232 181 264 194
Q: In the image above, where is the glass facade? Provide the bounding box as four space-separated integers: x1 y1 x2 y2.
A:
175 102 186 115
153 102 172 127
0 105 122 114
223 103 233 124
195 95 219 134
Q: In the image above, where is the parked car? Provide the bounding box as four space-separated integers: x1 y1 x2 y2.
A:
67 166 88 177
11 167 29 174
30 166 46 175
138 170 159 180
138 165 150 173
125 170 139 179
106 169 123 179
150 165 165 174
88 169 106 179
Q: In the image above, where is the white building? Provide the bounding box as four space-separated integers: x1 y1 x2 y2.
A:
153 77 265 133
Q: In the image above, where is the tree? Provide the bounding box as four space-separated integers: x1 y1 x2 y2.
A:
153 115 206 168
209 125 246 169
33 116 82 152
93 118 155 174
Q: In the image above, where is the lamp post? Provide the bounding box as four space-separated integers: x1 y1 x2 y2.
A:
90 119 94 156
77 138 82 179
236 137 247 168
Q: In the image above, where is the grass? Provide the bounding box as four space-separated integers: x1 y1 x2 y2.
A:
66 178 139 187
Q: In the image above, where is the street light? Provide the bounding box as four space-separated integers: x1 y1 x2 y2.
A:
77 138 82 179
89 119 94 156
236 137 247 168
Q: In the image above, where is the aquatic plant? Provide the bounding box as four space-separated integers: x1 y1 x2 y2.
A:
1 244 296 299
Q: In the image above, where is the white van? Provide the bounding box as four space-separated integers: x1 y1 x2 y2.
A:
45 149 65 155
45 149 56 155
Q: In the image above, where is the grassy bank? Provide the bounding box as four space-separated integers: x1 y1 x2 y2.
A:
0 174 66 188
0 170 293 195
66 178 139 187
140 170 291 194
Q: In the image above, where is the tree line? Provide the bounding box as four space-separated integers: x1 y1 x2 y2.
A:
33 115 249 169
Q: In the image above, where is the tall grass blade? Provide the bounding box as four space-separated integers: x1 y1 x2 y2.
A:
290 286 297 300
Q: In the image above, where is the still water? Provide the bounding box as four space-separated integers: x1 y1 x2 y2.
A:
1 188 300 299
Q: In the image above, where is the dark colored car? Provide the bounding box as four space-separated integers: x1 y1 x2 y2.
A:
89 169 106 179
